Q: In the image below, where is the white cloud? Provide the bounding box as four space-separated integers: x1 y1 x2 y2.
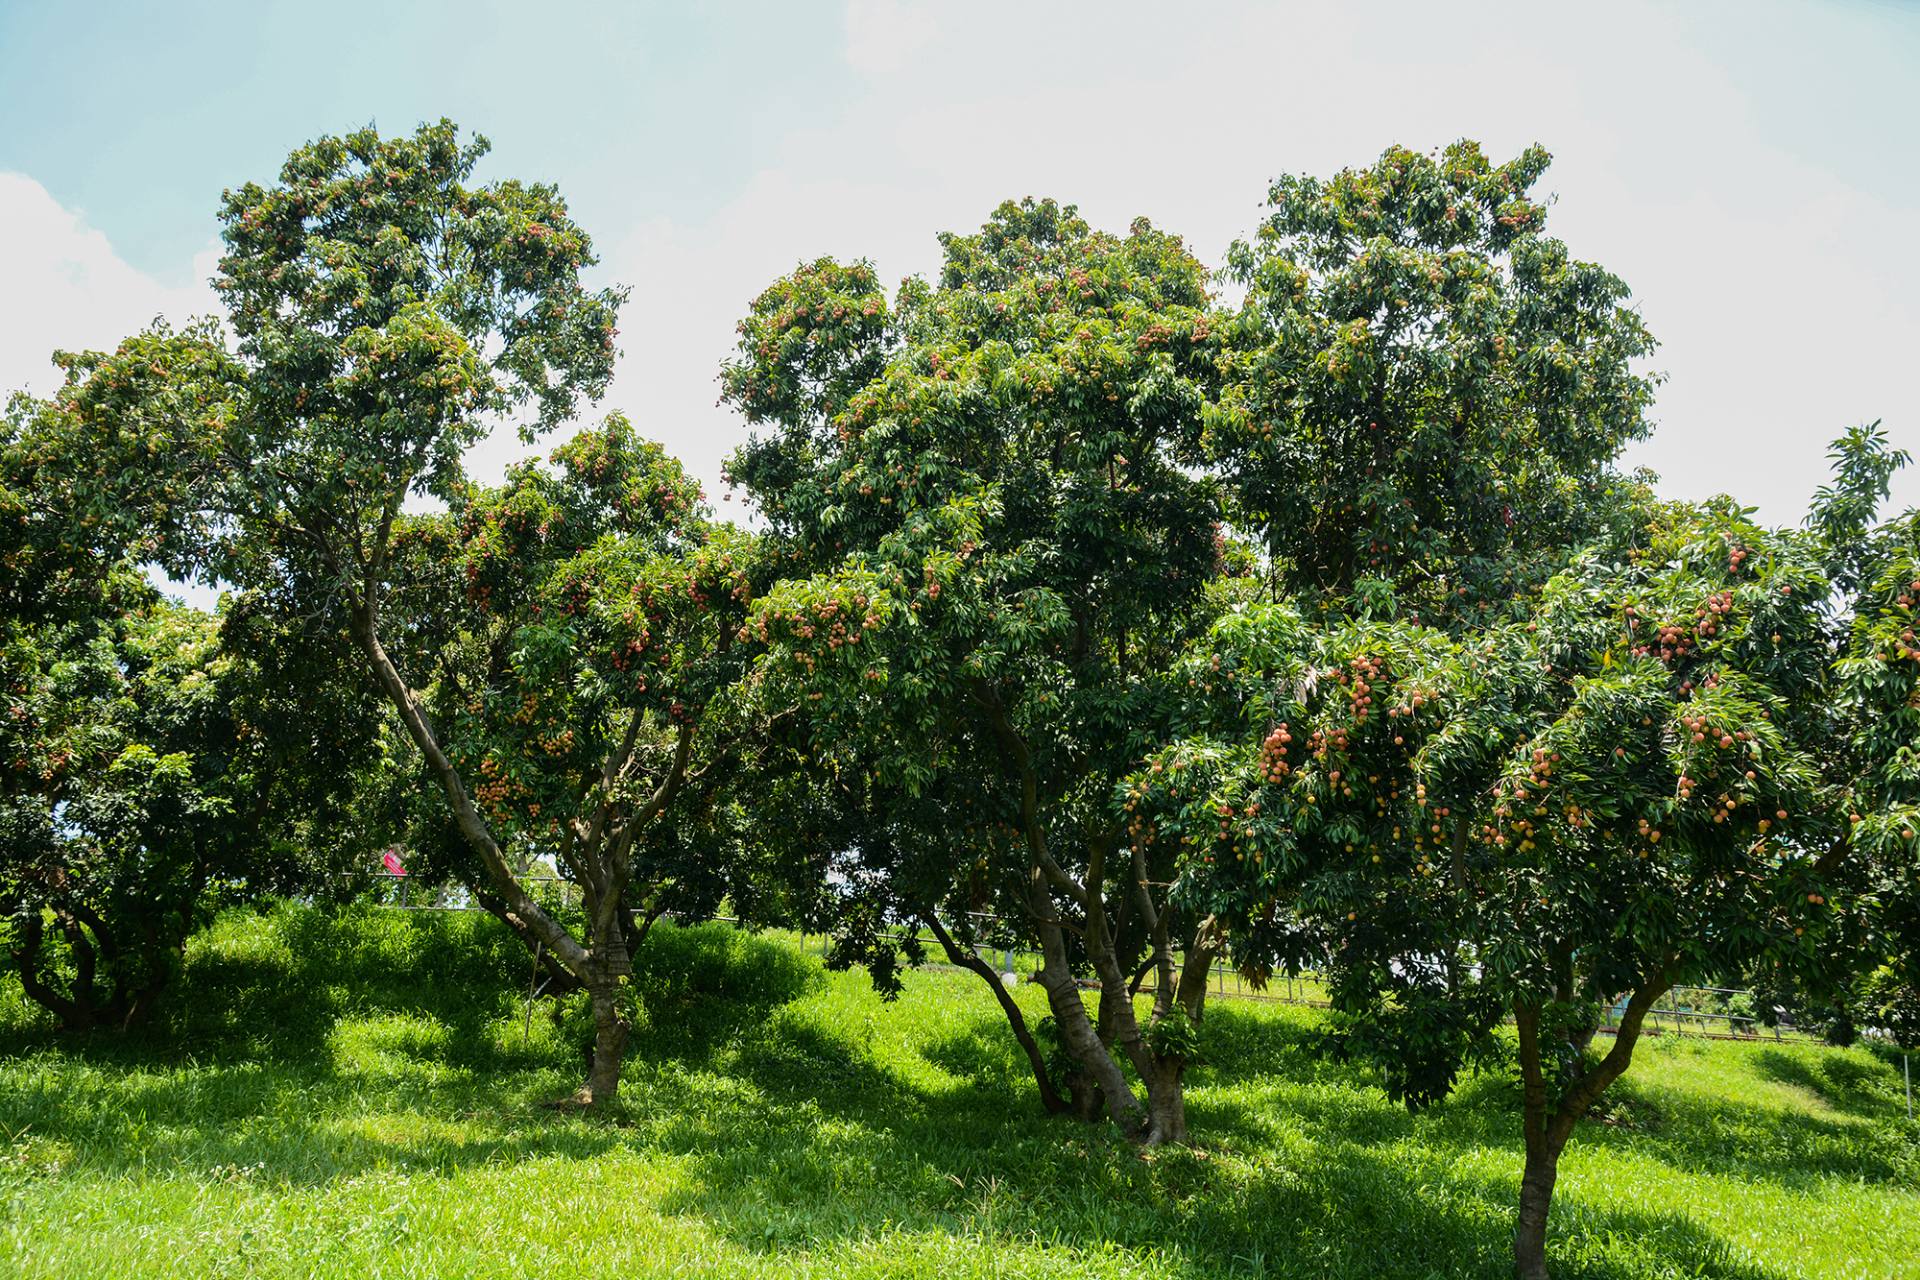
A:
0 176 225 607
0 173 219 401
843 0 937 78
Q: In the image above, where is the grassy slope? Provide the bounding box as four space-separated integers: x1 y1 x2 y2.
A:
0 906 1914 1280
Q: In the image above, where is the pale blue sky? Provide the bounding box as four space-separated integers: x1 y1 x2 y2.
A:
4 0 1917 526
0 1 853 280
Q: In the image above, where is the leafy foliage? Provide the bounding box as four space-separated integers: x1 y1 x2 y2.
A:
1217 141 1658 624
25 119 781 1103
0 589 372 1027
378 414 774 938
1137 500 1846 1095
1826 436 1920 1050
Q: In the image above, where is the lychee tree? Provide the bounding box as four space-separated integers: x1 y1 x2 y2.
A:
1215 140 1659 625
3 369 375 1030
1 328 246 627
36 120 769 1103
1127 499 1855 1277
1735 424 1920 1049
364 414 766 1098
725 200 1240 1142
1826 425 1920 1061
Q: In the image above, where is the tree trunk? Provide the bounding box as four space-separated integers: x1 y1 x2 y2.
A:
1133 915 1216 1148
114 975 169 1031
1512 1000 1559 1280
1510 972 1668 1279
57 911 98 1027
1143 1055 1189 1146
1514 1131 1564 1280
13 914 86 1029
1094 962 1138 1060
584 981 629 1105
472 881 584 996
1065 1067 1108 1122
1034 914 1144 1131
348 610 590 977
921 913 1069 1115
1127 953 1155 997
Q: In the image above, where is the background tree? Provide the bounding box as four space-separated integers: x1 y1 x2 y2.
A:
4 357 376 1032
1733 425 1920 1049
1825 426 1920 1064
727 200 1239 1142
1 330 245 630
1215 140 1658 625
1 587 372 1028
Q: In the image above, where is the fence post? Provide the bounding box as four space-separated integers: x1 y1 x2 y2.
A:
523 940 543 1047
1906 1053 1912 1122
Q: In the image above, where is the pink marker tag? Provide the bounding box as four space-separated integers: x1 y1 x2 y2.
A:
382 848 408 877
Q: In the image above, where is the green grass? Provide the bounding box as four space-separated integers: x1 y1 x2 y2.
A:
0 905 1914 1279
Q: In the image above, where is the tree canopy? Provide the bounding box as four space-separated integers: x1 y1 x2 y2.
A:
1 585 372 1028
5 118 1909 1280
32 120 779 1103
1216 141 1658 624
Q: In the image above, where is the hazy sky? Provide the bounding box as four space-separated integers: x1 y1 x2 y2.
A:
4 0 1916 531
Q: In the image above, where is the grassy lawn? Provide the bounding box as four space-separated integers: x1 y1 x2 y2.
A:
0 906 1914 1279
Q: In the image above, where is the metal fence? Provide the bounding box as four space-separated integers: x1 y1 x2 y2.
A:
333 868 1920 1118
342 870 1813 1045
1631 983 1788 1040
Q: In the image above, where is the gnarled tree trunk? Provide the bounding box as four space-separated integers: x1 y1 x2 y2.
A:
13 913 89 1029
1032 908 1146 1131
1142 1056 1189 1146
584 979 630 1104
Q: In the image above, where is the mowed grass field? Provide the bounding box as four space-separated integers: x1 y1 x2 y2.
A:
0 906 1914 1280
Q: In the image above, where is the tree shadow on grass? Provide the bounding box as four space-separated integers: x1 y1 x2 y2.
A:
625 919 823 1067
0 903 552 1069
1187 1005 1916 1197
0 907 823 1188
622 996 1798 1279
642 1010 1794 1279
1749 1046 1908 1121
1335 1053 1909 1198
0 905 821 1070
915 1014 1028 1084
